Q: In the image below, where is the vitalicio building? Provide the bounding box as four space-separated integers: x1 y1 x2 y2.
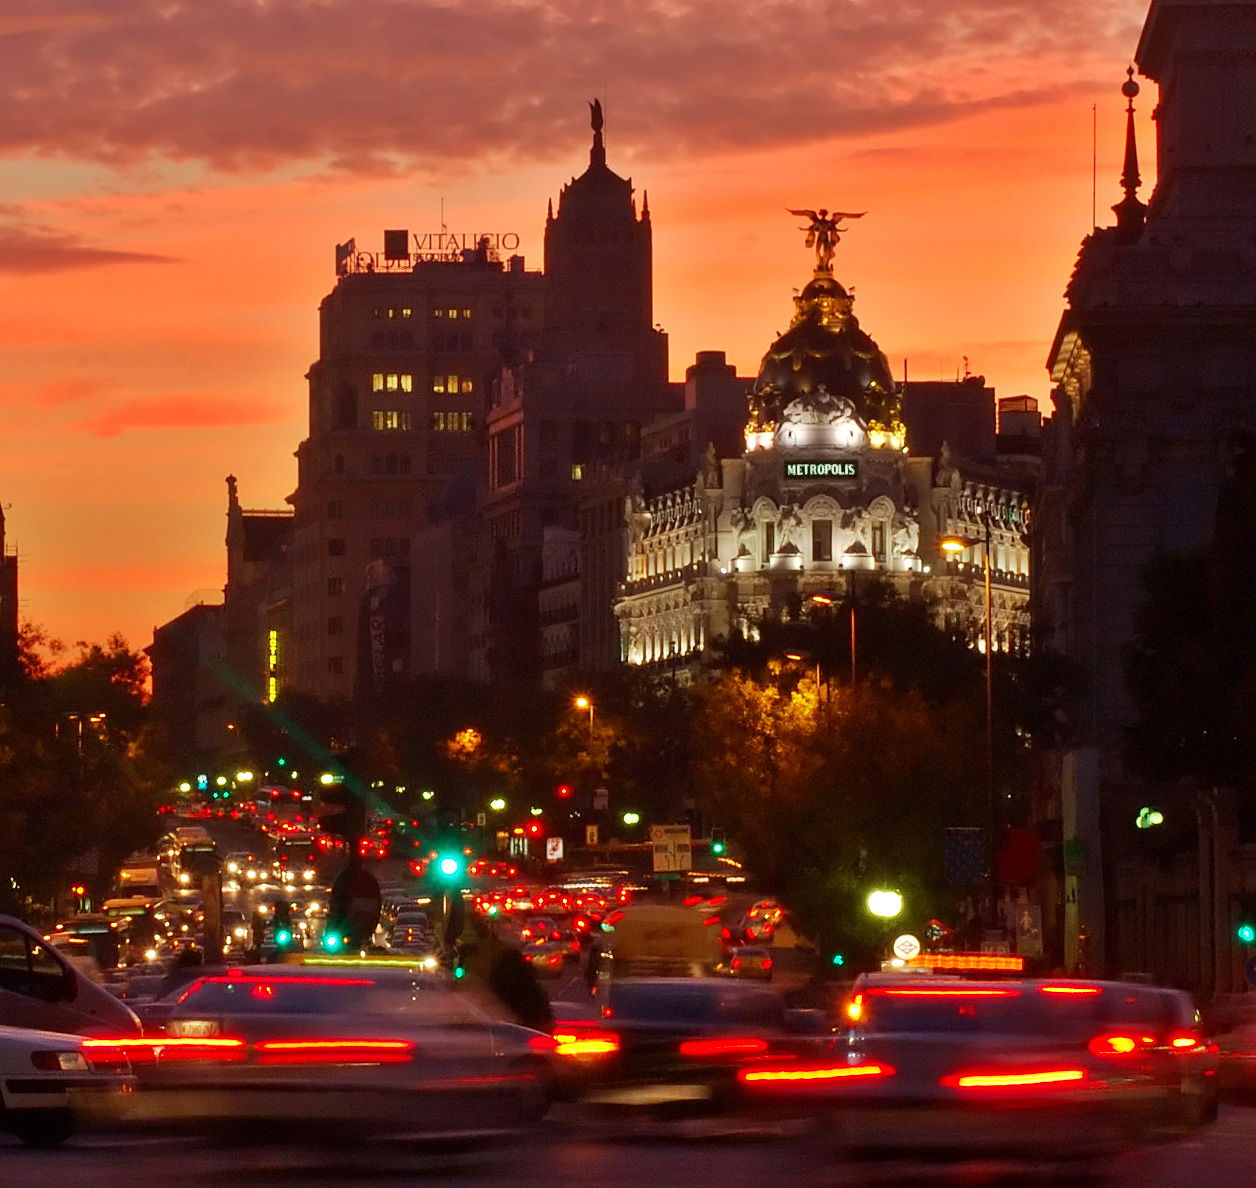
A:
1039 0 1256 986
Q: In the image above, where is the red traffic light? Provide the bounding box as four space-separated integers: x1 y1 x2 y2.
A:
556 784 572 799
526 822 543 837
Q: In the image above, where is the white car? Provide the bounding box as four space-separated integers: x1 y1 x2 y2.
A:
0 1023 134 1146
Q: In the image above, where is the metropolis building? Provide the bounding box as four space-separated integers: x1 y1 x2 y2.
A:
613 217 1037 675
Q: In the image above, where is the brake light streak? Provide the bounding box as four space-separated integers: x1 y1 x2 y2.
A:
740 1062 895 1085
941 1069 1087 1089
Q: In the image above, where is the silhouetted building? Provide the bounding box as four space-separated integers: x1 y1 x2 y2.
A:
0 503 19 697
1039 0 1256 984
146 600 228 769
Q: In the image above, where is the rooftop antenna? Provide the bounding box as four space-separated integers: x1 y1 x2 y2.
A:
440 196 447 236
1091 103 1097 231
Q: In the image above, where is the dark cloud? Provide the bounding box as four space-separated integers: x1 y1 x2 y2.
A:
0 0 1147 175
0 223 176 273
67 393 288 437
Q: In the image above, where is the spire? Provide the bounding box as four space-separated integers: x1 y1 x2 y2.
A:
589 98 606 168
1112 66 1148 241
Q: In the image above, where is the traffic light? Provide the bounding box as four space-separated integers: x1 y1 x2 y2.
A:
556 784 572 799
710 829 726 856
1237 896 1256 945
434 853 465 880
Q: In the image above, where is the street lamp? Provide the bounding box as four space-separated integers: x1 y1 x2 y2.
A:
939 526 997 930
574 694 594 739
866 889 904 919
809 588 857 685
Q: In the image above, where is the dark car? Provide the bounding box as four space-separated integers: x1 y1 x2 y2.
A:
567 976 801 1117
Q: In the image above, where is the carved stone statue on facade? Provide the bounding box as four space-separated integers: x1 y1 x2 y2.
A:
702 441 721 489
777 503 803 551
891 510 920 557
786 208 866 273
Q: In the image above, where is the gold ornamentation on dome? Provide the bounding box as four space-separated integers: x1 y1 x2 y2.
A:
786 208 865 274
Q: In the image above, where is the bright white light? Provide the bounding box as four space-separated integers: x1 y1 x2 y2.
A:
866 889 903 919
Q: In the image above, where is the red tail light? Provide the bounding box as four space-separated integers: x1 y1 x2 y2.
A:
551 1028 620 1057
740 1062 895 1086
83 1037 248 1064
253 1039 414 1065
1168 1031 1202 1050
1038 984 1102 996
678 1036 770 1058
1088 1034 1155 1056
876 987 1020 998
941 1068 1087 1089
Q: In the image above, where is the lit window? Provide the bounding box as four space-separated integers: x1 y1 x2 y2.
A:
401 307 412 319
571 464 585 480
461 308 472 319
432 412 474 432
460 376 474 394
372 373 384 392
371 410 411 431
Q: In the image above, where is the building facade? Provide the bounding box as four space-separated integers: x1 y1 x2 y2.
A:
1038 0 1256 983
614 217 1036 673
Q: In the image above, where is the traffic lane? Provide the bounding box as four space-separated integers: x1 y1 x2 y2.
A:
2 1105 1253 1187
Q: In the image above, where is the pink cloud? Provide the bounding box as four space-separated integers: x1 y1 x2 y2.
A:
67 393 287 437
0 223 175 273
0 0 1147 174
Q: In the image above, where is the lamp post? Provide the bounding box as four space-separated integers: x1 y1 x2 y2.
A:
939 525 997 930
573 695 594 741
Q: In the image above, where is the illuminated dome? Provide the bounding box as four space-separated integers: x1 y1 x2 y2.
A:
747 214 899 439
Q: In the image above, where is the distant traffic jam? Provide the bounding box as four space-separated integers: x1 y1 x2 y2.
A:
0 800 1238 1177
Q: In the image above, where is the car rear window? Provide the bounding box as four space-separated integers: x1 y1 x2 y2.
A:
177 976 477 1023
609 982 784 1028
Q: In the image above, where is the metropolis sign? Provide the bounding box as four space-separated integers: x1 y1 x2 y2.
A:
785 459 859 479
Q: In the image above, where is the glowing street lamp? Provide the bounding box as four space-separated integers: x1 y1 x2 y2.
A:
574 694 595 739
866 889 903 919
622 811 641 827
489 797 507 812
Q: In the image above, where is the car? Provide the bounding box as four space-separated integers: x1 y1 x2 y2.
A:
718 945 774 981
110 964 565 1139
739 975 1209 1167
0 1023 136 1146
221 851 265 888
0 914 141 1037
566 976 805 1117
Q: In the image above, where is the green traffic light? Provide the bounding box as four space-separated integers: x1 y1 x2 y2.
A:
1238 923 1256 945
831 953 846 967
711 841 725 855
438 856 463 878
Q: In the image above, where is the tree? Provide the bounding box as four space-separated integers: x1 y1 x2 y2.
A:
689 661 986 964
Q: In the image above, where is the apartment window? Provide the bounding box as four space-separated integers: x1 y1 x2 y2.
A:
327 616 344 637
369 499 410 518
327 499 344 520
333 454 345 474
327 577 344 596
431 411 474 432
371 372 413 393
328 539 346 557
371 410 411 431
812 519 833 562
571 463 584 480
370 537 410 559
432 374 474 395
328 657 344 676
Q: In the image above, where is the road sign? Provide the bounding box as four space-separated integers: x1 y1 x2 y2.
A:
585 824 599 847
892 933 921 960
650 824 692 872
546 837 564 862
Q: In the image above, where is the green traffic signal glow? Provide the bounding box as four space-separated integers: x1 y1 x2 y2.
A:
323 933 342 952
277 757 287 766
438 856 462 878
831 953 846 967
275 928 293 947
711 841 726 855
1238 924 1256 945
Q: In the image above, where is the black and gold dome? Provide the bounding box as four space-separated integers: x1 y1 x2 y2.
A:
747 211 900 439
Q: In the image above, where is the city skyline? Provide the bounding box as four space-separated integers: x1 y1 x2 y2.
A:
0 0 1149 652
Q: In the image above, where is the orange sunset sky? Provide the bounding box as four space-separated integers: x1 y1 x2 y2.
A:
0 0 1153 655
